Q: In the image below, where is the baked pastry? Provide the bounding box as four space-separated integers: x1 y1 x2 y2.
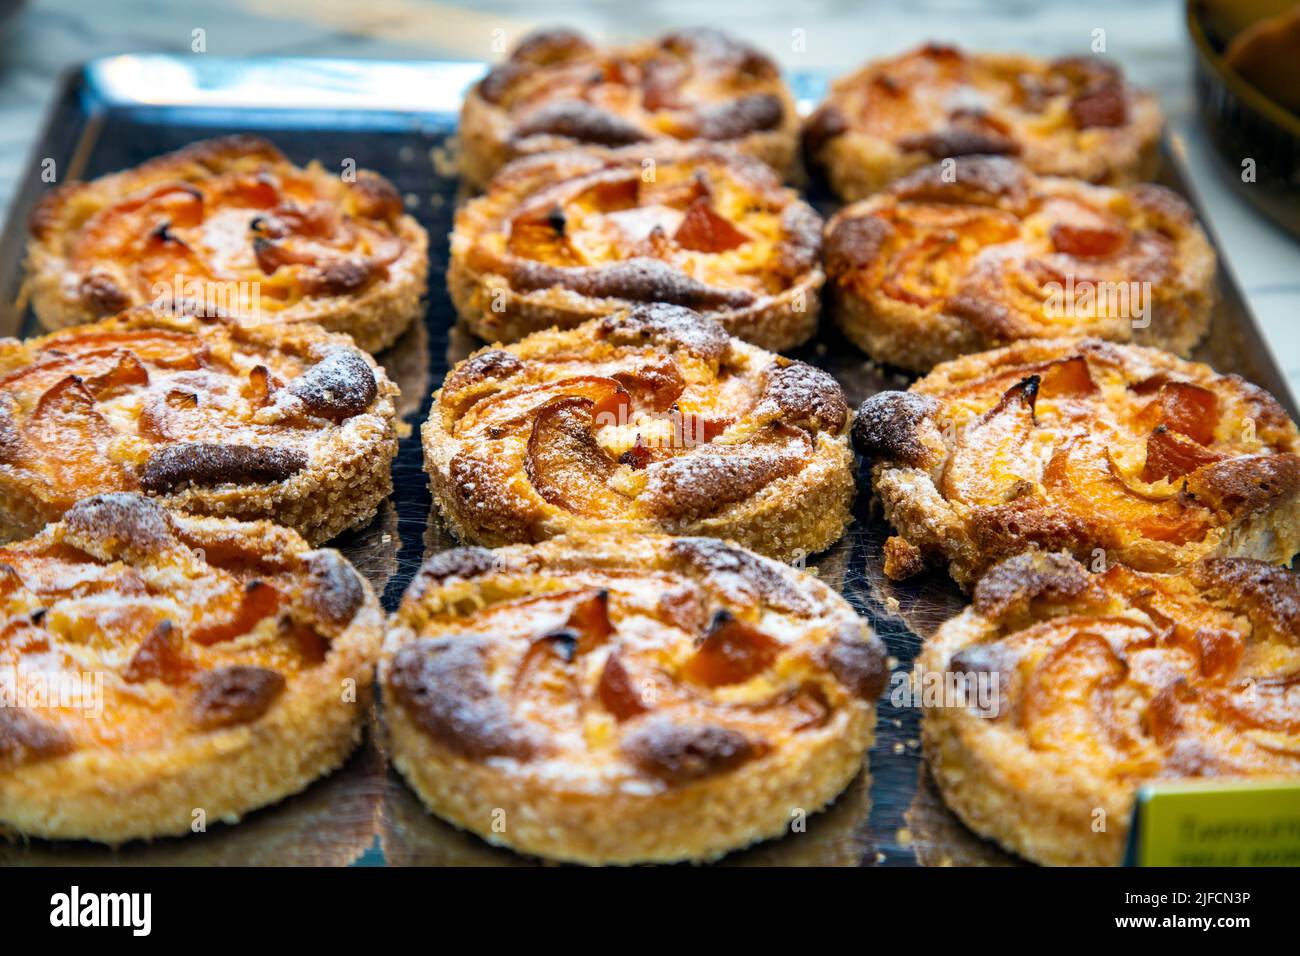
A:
448 145 824 351
0 492 381 843
804 44 1163 201
459 27 799 191
25 135 428 353
854 338 1300 589
919 550 1300 866
824 156 1215 371
0 306 399 544
423 304 854 563
380 533 886 864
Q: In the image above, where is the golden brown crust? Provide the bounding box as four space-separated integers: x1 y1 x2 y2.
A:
380 533 884 863
423 305 854 563
856 339 1300 589
24 135 428 353
448 145 824 352
0 307 399 545
805 45 1163 201
825 157 1215 371
920 552 1300 866
459 28 800 190
0 493 382 843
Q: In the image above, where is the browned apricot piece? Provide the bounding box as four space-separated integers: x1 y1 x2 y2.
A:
565 589 613 651
1137 381 1219 445
1141 426 1226 482
122 620 193 684
673 197 750 253
596 651 650 720
189 579 281 646
682 609 780 687
525 396 629 517
1049 218 1126 258
612 355 686 412
25 375 128 503
86 351 149 399
1038 355 1096 398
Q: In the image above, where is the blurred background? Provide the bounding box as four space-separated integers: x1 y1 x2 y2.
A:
0 0 1295 394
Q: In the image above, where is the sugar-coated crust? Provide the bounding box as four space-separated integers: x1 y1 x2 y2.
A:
423 305 854 563
380 533 886 863
459 27 800 191
855 339 1300 589
0 307 399 545
825 157 1215 371
805 45 1163 201
919 551 1300 866
448 145 824 352
25 135 428 353
0 494 382 843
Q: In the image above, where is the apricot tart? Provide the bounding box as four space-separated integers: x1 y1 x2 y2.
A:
423 304 854 563
0 493 381 842
919 550 1300 866
804 44 1163 202
448 145 824 351
380 533 886 864
25 135 429 353
0 307 399 544
854 339 1300 589
824 157 1215 371
459 27 799 191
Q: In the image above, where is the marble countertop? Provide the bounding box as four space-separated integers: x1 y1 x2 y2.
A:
2 0 1296 398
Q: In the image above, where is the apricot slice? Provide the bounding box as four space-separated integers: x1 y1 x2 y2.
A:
459 376 631 436
612 355 686 412
1043 435 1211 544
24 375 128 503
673 197 750 253
1022 630 1127 753
189 579 280 646
1141 426 1226 482
525 396 629 517
682 609 780 687
941 376 1039 505
1136 381 1219 445
122 620 193 685
596 651 651 721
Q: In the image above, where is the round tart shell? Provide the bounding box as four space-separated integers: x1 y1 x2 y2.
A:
24 135 429 353
0 308 399 545
459 27 800 191
379 533 886 864
918 551 1300 866
0 494 382 843
855 338 1300 589
825 157 1215 371
448 145 824 352
804 45 1163 202
422 306 854 563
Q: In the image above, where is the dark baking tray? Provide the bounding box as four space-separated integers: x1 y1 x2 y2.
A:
0 55 1294 867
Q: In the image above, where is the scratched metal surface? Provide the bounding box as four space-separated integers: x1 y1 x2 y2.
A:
0 57 1291 867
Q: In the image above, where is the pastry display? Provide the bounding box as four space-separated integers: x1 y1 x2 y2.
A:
0 307 399 544
0 493 382 842
423 304 854 563
25 135 429 353
380 533 887 864
804 44 1163 201
448 145 824 351
824 156 1215 371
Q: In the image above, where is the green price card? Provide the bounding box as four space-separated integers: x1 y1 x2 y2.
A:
1126 779 1300 867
